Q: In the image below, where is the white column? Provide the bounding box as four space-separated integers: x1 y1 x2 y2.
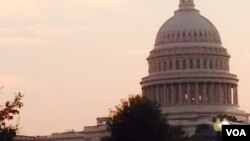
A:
151 86 156 102
187 83 191 104
234 85 238 105
233 86 236 105
203 82 207 104
224 83 228 104
195 82 199 104
159 85 165 107
210 82 215 104
142 87 146 97
163 84 167 106
218 83 223 104
166 84 170 105
146 87 149 99
228 84 232 104
215 83 219 104
179 83 183 104
171 84 175 105
156 85 160 105
147 87 151 100
236 86 238 105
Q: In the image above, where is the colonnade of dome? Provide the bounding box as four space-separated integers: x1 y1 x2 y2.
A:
142 82 238 106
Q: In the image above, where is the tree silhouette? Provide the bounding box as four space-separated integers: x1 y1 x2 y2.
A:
0 93 24 141
212 113 238 122
193 124 216 138
106 95 185 141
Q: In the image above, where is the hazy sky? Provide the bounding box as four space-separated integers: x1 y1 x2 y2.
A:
0 0 250 136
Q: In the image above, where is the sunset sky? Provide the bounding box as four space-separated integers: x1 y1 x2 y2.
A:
0 0 250 136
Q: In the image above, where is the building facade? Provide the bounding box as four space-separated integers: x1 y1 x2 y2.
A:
14 118 109 141
141 0 249 135
14 135 50 141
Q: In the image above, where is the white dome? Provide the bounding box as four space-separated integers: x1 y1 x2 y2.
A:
155 1 221 46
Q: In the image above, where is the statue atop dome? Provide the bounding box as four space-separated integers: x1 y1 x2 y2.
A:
179 0 195 10
180 0 194 5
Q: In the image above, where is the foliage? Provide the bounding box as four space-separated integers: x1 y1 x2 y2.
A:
212 113 238 122
193 124 216 138
100 137 109 141
0 93 24 141
106 95 185 141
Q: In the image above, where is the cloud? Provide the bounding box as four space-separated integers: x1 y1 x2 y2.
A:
127 49 150 55
0 74 20 86
0 37 39 45
243 52 250 61
0 0 131 48
0 0 42 19
85 0 130 15
62 0 130 17
32 26 76 39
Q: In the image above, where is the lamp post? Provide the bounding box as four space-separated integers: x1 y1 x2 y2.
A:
221 118 229 125
213 118 230 141
213 118 222 141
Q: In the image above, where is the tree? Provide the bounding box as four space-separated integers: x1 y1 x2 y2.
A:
194 124 216 137
212 113 238 122
0 93 24 141
106 95 185 141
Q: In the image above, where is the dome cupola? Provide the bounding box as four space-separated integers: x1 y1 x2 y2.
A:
155 0 221 47
179 0 195 10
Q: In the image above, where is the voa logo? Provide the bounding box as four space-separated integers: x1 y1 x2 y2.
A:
226 129 247 136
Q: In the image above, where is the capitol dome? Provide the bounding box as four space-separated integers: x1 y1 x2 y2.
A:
141 0 249 136
155 0 221 46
